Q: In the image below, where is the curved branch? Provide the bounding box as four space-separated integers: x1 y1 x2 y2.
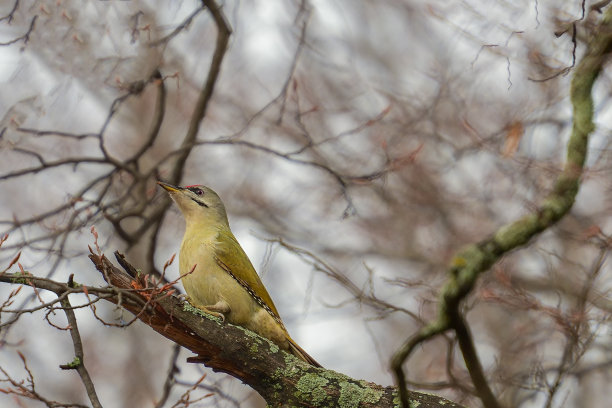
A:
126 70 167 164
391 7 612 408
169 0 232 185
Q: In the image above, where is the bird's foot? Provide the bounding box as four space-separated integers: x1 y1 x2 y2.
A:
201 300 231 322
182 296 230 322
200 308 225 322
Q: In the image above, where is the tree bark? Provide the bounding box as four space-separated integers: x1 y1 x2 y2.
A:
88 251 465 407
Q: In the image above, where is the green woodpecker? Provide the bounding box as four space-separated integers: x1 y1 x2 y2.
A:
158 181 320 367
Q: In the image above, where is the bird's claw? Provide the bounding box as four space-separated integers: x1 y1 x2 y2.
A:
179 296 229 322
208 310 225 322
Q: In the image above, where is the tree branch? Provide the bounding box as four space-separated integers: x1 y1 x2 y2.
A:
391 6 612 408
0 14 36 46
81 250 463 407
169 0 231 185
58 290 103 408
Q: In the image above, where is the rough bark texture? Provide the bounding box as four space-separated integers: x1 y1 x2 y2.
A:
89 251 465 407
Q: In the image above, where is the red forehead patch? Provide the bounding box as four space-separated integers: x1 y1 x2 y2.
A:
184 185 200 188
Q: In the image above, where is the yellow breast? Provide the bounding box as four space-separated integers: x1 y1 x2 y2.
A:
179 226 257 325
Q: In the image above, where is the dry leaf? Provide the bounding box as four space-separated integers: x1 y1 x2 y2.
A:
502 121 524 157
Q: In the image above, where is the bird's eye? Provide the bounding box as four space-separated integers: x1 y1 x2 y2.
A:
192 188 204 196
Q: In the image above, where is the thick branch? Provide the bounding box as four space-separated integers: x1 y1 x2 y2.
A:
85 251 462 408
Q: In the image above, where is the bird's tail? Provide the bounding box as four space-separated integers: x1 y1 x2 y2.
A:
287 335 321 367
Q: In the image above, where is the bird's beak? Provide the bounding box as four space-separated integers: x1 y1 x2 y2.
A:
157 181 183 193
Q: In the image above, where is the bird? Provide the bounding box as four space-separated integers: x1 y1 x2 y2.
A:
158 181 320 367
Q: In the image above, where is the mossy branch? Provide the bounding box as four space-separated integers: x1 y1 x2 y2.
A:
391 6 612 408
83 251 463 408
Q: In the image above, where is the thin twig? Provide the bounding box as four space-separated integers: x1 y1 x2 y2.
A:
154 344 181 408
58 291 103 408
169 0 232 185
0 15 36 46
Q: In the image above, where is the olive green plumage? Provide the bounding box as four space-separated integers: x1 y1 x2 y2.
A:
158 181 320 367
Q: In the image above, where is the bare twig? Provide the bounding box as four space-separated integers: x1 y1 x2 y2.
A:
0 351 89 407
0 0 20 23
269 237 422 321
148 5 206 47
0 15 36 46
58 290 103 408
169 0 231 185
154 344 181 408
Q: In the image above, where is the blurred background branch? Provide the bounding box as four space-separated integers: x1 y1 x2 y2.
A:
1 1 611 407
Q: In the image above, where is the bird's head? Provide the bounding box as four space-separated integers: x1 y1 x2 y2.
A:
158 181 229 227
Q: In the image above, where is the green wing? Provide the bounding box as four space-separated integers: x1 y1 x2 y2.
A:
213 228 282 321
